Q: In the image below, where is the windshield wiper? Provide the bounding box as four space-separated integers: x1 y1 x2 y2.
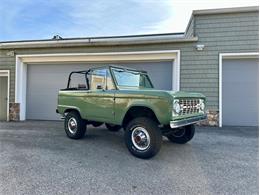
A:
113 68 144 76
114 69 124 73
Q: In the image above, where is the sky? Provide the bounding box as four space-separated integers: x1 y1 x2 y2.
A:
0 0 259 41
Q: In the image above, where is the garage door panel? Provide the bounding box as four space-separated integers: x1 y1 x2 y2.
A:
26 62 173 120
26 64 92 120
222 58 259 126
117 61 172 90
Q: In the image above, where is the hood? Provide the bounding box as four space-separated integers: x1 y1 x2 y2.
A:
166 91 206 99
117 88 206 100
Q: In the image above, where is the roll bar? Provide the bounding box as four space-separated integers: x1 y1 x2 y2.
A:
66 70 91 89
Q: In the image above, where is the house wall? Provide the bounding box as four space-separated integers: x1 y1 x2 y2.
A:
0 9 259 125
185 16 194 38
0 51 15 103
191 10 259 125
1 42 195 103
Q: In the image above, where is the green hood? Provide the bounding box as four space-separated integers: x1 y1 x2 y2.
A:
166 91 206 99
117 88 206 101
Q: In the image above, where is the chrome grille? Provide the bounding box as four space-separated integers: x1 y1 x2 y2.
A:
179 99 200 115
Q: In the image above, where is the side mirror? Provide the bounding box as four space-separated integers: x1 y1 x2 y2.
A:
78 84 86 89
96 84 103 90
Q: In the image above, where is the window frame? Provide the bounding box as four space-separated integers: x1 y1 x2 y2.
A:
89 67 116 91
109 67 154 89
66 70 90 90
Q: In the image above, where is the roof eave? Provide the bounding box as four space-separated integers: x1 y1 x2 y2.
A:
0 37 198 49
193 6 259 15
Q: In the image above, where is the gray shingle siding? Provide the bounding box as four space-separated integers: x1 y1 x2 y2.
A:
0 51 15 102
185 17 194 37
180 10 259 110
0 8 259 111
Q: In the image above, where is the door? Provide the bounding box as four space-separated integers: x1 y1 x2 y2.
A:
0 76 8 121
222 58 259 126
82 68 115 122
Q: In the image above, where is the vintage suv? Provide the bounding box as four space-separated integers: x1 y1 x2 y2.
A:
57 65 206 159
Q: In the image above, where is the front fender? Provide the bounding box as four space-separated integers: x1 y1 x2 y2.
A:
114 97 172 125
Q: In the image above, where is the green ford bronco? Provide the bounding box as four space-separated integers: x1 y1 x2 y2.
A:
57 65 206 159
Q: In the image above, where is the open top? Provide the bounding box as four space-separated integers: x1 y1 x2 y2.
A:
65 65 153 91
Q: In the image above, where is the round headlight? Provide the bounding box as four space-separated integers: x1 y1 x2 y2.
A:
200 100 205 111
173 101 181 114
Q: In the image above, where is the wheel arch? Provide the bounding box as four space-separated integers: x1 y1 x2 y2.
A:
63 107 82 118
121 105 160 129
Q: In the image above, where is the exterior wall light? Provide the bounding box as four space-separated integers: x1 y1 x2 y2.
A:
196 44 205 51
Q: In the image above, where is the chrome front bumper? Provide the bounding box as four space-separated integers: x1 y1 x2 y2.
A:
170 114 207 128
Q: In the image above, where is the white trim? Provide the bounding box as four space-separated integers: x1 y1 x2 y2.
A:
17 50 179 57
219 54 223 128
172 51 180 91
16 50 180 63
219 52 259 127
0 70 10 121
16 50 181 120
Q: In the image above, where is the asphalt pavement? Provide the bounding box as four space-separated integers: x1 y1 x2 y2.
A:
0 121 258 195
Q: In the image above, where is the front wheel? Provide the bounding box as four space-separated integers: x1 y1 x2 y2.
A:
166 124 195 144
64 111 86 139
124 117 162 159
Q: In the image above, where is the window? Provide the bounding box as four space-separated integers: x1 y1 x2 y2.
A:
89 68 115 90
106 69 115 90
68 73 87 89
112 68 153 88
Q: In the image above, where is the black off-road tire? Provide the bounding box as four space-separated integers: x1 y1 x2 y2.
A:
64 111 87 139
166 124 195 144
124 117 162 159
105 123 121 132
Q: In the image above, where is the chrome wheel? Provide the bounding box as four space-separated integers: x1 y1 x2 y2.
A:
68 117 77 134
131 126 150 151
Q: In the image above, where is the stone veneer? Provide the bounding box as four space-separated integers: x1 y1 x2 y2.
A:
7 103 219 126
198 110 219 126
9 103 20 121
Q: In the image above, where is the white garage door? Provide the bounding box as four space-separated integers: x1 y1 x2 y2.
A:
26 61 173 120
222 58 259 126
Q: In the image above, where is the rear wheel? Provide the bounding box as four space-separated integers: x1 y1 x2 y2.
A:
124 117 162 159
64 111 86 139
166 124 195 144
105 123 121 132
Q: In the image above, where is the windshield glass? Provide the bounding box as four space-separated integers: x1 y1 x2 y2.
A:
112 68 153 88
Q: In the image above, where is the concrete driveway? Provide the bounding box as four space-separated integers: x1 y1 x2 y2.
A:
0 121 258 195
